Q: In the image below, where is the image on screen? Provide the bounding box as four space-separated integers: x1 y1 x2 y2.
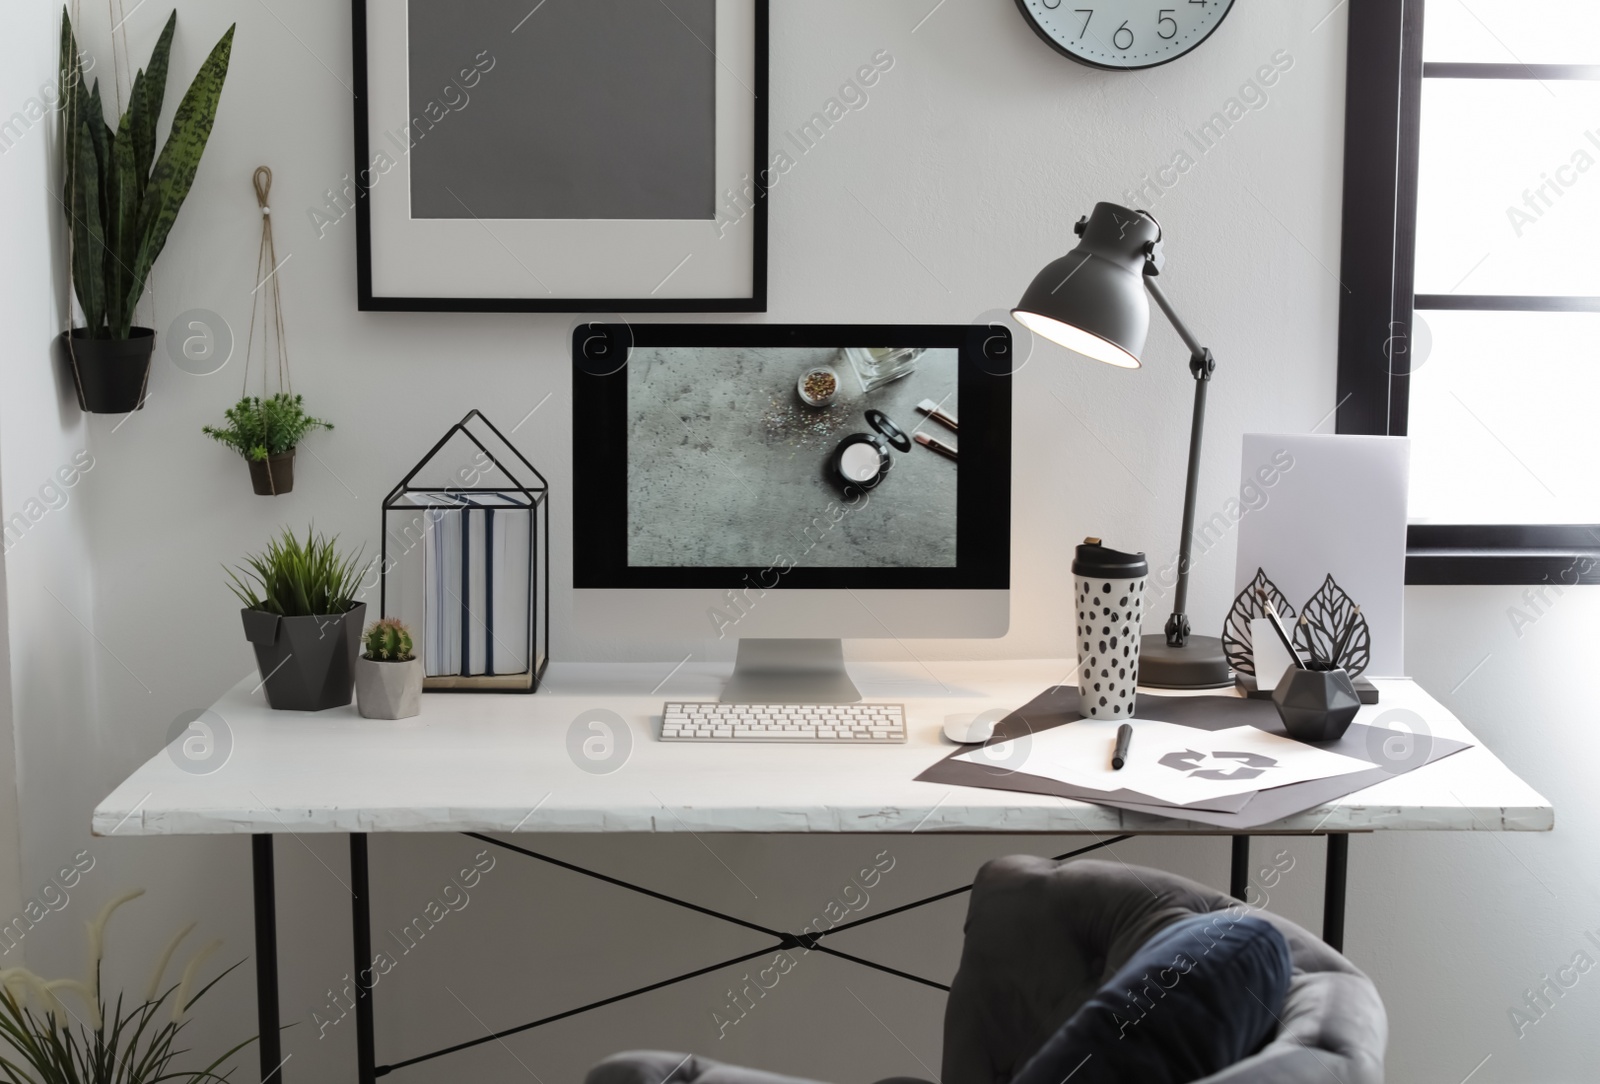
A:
627 345 959 568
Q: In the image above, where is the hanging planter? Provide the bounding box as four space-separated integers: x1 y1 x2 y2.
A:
247 450 296 496
202 168 331 495
59 10 235 413
61 327 155 413
205 393 327 496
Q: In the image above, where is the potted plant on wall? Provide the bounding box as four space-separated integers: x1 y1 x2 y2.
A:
227 527 367 711
58 9 235 413
356 618 424 720
203 393 333 495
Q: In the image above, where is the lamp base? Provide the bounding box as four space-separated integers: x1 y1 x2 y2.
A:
1138 633 1235 690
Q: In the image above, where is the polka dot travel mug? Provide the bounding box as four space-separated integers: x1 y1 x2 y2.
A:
1073 538 1148 718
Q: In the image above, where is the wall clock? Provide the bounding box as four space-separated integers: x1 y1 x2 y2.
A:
1013 0 1236 70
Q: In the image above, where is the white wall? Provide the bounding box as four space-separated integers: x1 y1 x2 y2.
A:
3 1 1594 1082
0 0 103 965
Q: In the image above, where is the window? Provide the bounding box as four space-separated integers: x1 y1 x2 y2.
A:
1336 0 1600 584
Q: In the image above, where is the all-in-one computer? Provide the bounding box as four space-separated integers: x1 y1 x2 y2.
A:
572 323 1012 736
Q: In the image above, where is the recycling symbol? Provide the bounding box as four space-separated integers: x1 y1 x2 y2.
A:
1157 749 1278 781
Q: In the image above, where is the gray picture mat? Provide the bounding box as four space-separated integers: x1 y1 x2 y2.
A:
916 687 1471 830
407 0 717 221
626 346 959 568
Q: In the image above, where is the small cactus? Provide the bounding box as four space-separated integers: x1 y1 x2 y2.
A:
363 618 415 662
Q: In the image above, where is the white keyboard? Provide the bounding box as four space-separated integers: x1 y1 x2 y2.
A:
660 703 907 743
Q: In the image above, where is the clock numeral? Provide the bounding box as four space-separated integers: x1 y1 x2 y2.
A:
1025 0 1231 67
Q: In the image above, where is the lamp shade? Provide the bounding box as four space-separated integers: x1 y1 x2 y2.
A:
1012 202 1161 369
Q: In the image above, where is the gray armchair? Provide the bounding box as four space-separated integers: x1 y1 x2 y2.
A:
588 857 1387 1084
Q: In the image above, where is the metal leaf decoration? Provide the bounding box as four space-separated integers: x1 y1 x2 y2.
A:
1292 574 1371 676
1220 568 1296 676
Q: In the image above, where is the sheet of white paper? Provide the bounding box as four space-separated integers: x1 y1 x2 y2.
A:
1251 617 1294 692
1234 434 1410 676
956 720 1374 805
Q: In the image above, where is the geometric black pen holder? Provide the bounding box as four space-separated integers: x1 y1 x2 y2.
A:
379 410 550 693
1272 665 1361 743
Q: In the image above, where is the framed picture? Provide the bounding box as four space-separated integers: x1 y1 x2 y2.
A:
351 0 768 312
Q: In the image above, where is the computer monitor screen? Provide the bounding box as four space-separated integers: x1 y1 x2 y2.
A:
572 324 1010 643
627 343 959 569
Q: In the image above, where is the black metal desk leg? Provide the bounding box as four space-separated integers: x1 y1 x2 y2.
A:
351 835 377 1084
252 835 285 1084
1229 835 1250 901
1323 834 1349 952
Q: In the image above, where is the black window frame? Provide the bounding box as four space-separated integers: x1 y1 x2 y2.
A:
1334 0 1600 585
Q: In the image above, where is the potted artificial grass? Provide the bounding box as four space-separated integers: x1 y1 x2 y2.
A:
227 527 366 711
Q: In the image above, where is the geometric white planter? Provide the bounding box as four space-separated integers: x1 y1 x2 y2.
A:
355 656 423 720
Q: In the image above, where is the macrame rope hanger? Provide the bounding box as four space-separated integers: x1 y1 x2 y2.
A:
243 165 294 495
244 165 293 400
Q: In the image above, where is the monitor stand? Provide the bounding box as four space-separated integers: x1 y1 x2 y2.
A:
720 639 862 704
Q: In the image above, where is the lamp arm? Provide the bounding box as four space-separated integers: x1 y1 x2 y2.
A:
1145 276 1209 361
1143 276 1217 648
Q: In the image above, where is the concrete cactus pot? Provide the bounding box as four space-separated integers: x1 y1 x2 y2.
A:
241 603 365 712
356 656 423 720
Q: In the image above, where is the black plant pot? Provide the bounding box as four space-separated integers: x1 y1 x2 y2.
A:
62 327 155 413
241 603 366 711
248 451 296 496
1272 666 1361 743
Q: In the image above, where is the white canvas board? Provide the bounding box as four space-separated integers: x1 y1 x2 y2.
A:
1234 434 1410 677
955 719 1373 805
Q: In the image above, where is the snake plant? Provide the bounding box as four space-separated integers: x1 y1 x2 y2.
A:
60 8 235 341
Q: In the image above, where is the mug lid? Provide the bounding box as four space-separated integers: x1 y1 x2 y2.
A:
1072 537 1148 578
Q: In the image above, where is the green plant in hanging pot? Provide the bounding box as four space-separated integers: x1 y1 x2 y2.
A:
58 9 235 414
203 393 332 496
227 527 368 711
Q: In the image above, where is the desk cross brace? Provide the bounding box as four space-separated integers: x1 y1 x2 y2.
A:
251 830 1351 1084
362 832 1134 1079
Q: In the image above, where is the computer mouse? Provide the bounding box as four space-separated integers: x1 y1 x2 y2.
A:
943 708 1012 744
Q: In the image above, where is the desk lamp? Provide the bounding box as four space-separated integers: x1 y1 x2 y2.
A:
1013 202 1231 689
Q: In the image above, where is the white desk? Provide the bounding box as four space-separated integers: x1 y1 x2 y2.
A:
93 660 1551 1084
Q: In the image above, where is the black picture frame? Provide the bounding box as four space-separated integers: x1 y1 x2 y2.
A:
572 324 1013 591
350 0 769 313
1333 0 1600 585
